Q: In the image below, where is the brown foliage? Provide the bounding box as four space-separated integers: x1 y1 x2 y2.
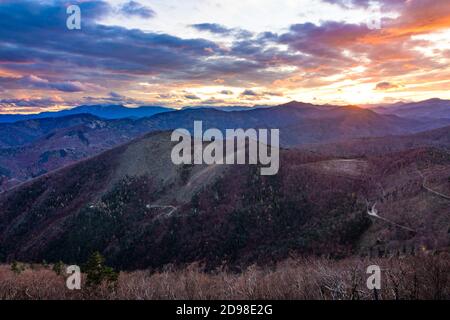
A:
0 254 448 300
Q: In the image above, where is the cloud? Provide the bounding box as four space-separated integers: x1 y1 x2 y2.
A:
375 82 399 90
264 91 284 97
157 93 177 100
239 89 283 99
0 75 101 92
120 1 155 19
191 23 253 39
184 94 201 100
109 91 123 99
241 89 259 96
106 91 135 102
191 23 231 35
0 1 222 80
0 0 297 102
322 0 372 9
0 97 64 108
201 97 225 105
278 22 371 59
271 0 450 89
322 0 406 9
82 91 144 105
220 90 233 95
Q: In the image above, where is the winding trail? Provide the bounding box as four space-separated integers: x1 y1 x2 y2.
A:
366 201 416 233
418 170 450 201
366 168 450 232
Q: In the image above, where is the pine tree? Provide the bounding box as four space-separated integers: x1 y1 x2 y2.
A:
84 252 118 289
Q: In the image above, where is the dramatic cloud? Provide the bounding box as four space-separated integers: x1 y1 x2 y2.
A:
0 1 229 82
0 0 449 110
271 0 450 98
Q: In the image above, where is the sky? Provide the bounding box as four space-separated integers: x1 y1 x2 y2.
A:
0 0 449 113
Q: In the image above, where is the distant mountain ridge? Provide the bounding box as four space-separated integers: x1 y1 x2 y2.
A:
0 105 173 123
302 125 450 157
373 98 450 120
4 101 436 149
0 114 108 148
1 98 449 123
181 105 274 112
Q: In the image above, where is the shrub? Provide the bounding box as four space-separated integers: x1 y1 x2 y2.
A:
52 261 65 276
10 261 25 274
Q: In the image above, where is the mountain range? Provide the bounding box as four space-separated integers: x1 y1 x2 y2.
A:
0 99 449 191
0 98 449 269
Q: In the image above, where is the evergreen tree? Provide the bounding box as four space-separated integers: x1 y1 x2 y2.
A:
84 252 118 288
